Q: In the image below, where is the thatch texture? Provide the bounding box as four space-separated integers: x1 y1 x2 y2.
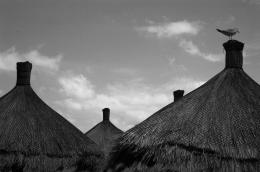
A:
0 62 104 172
107 40 260 171
86 108 123 159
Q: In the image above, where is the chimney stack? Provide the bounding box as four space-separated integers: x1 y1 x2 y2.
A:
173 90 184 102
103 108 110 121
223 40 244 69
16 61 32 86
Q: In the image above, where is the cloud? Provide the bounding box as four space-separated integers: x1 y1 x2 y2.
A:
179 39 223 62
179 39 200 55
26 50 62 71
203 54 223 62
0 47 62 71
163 77 205 93
59 73 95 99
137 20 203 38
58 98 84 111
0 47 20 71
137 19 222 63
56 72 205 131
58 75 169 121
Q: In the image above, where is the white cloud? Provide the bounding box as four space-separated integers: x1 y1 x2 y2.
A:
0 47 20 71
179 39 201 55
26 50 62 71
59 73 95 99
137 19 222 63
58 76 169 122
0 47 62 71
59 98 83 111
179 39 223 62
104 82 169 120
163 77 205 94
56 73 205 131
203 54 223 62
137 20 203 38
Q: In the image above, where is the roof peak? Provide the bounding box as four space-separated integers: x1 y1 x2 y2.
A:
223 40 244 50
223 40 244 69
16 61 32 86
173 90 184 102
103 108 110 121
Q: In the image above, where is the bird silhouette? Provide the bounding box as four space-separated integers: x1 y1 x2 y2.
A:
216 28 239 40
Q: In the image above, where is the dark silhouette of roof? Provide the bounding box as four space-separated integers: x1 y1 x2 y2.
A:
107 40 260 171
85 108 123 158
0 62 103 171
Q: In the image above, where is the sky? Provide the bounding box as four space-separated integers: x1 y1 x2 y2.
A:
0 0 260 132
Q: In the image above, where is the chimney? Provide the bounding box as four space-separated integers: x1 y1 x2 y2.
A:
223 40 244 69
173 90 184 102
102 108 110 121
16 61 32 86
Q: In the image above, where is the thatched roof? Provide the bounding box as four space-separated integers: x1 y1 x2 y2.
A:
107 40 260 171
0 62 104 171
85 108 123 158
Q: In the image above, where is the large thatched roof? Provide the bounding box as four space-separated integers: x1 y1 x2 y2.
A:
107 40 260 171
0 62 103 171
85 108 123 158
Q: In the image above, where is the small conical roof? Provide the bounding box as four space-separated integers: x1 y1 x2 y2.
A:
0 62 103 171
85 108 123 158
107 40 260 171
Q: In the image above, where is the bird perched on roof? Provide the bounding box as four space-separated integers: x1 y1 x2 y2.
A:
216 28 239 40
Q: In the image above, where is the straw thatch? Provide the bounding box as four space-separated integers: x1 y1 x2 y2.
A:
85 108 123 159
0 62 104 172
107 40 260 172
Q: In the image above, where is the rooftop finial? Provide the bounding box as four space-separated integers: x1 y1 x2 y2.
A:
16 61 32 85
223 40 244 69
102 108 110 121
173 90 184 102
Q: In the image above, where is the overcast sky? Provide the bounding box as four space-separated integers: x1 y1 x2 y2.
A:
0 0 260 132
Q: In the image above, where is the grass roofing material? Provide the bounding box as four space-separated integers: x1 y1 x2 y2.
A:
86 108 123 164
0 62 104 171
107 40 260 172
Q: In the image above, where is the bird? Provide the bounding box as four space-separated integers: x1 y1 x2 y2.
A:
216 28 239 40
